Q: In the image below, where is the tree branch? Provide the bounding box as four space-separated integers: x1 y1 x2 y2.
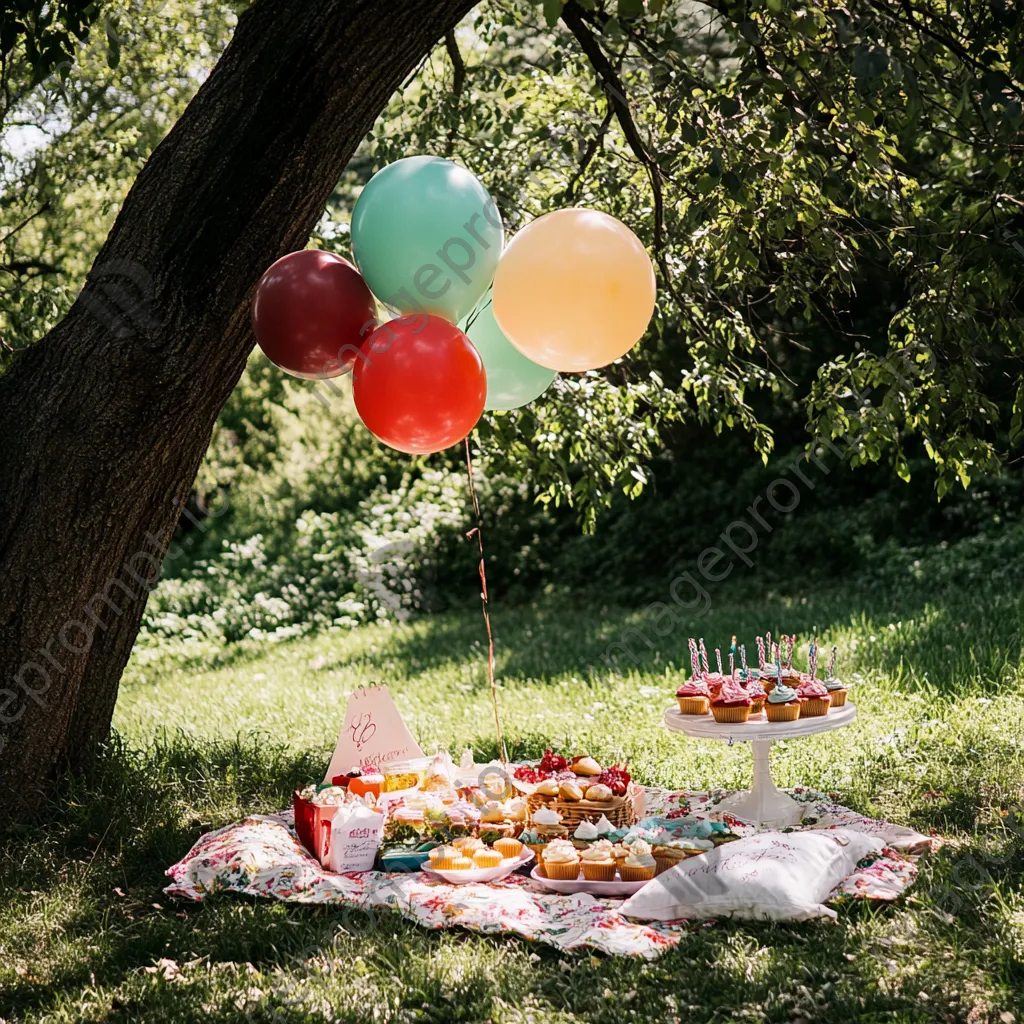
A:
560 2 672 293
444 29 467 157
564 104 613 202
0 205 50 248
869 0 1024 100
0 259 61 277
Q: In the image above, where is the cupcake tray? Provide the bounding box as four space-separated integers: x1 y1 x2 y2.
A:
528 865 650 897
421 847 534 885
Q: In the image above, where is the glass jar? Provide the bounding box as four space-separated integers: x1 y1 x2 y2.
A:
382 756 429 793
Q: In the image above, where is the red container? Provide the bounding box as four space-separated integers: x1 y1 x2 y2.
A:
292 790 316 856
313 803 346 866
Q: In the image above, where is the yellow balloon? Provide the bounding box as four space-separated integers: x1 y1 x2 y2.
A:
491 208 656 372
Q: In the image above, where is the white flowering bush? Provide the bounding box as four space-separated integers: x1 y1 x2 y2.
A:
141 469 468 646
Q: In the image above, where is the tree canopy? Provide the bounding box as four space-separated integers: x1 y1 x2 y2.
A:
2 0 1022 528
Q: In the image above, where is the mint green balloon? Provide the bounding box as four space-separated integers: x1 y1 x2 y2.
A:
351 156 503 323
462 291 556 411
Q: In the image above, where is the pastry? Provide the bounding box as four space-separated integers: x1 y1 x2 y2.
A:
447 856 474 871
494 837 523 859
584 783 614 803
571 755 603 777
703 672 726 696
472 848 502 868
779 666 803 687
710 678 753 723
824 676 849 707
573 820 600 848
541 839 581 880
676 677 711 715
764 681 801 722
530 806 570 846
559 781 584 802
505 797 528 821
652 845 691 875
618 838 656 882
750 685 768 715
480 801 506 823
429 845 461 870
579 844 617 882
594 814 615 836
534 778 560 798
797 677 831 717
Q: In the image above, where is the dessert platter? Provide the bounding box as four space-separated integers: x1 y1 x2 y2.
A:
277 634 859 885
291 744 742 894
665 634 855 828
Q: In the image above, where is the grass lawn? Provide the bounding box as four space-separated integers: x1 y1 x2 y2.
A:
3 585 1024 1022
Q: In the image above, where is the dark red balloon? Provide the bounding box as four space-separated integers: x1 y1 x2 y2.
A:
251 250 377 379
353 315 486 455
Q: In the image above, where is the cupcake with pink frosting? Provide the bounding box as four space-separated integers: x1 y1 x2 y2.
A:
797 676 831 718
676 676 711 715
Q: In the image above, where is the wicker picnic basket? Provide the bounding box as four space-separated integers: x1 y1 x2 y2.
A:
527 791 636 830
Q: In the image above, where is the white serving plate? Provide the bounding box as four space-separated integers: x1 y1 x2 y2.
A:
422 847 534 885
529 865 651 897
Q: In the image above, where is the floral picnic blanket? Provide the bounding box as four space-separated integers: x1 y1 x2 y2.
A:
165 788 931 958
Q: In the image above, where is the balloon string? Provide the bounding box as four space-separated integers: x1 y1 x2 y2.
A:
464 435 506 764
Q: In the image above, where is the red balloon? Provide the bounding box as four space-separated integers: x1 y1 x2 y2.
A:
251 250 377 379
353 315 486 455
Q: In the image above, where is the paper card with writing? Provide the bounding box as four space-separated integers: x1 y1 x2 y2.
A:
324 684 424 783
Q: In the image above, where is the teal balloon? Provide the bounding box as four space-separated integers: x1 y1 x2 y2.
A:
351 156 503 324
462 291 556 411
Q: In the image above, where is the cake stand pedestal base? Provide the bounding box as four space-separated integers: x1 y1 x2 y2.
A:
714 740 804 828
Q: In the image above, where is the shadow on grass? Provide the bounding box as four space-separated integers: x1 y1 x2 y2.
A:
325 581 1024 700
3 719 1023 1019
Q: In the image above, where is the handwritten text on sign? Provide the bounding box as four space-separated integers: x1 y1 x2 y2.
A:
323 685 424 783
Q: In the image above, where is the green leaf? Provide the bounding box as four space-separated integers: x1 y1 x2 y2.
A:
543 0 564 28
619 0 645 16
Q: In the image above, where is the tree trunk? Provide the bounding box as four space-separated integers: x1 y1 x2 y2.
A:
0 0 475 821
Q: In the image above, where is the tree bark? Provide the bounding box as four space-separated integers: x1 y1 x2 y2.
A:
0 0 475 821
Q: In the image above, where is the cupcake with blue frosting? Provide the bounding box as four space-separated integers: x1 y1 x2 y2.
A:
764 680 801 722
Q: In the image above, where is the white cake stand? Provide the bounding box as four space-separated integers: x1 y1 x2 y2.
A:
663 703 857 829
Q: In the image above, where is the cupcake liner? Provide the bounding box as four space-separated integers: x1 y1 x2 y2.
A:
677 695 710 715
473 850 503 868
765 701 801 722
448 857 474 871
581 859 617 882
827 689 848 707
430 855 460 870
494 838 523 859
653 855 685 876
543 859 582 880
799 696 831 717
711 703 752 723
618 864 656 882
526 843 548 859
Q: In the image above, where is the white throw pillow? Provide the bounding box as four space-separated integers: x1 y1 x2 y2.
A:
620 828 884 922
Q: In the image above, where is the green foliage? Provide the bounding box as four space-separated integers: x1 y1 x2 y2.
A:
0 0 239 362
0 0 105 87
144 462 468 646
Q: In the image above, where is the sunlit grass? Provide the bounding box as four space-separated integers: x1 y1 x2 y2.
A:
2 585 1023 1022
